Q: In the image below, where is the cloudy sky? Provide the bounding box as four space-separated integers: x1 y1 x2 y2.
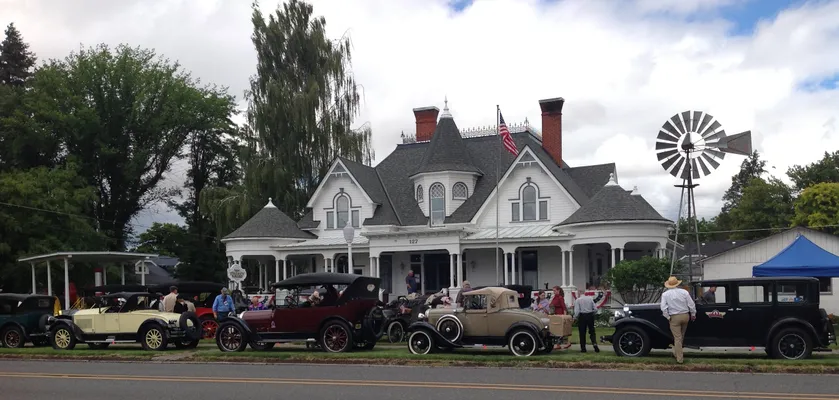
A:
3 0 839 234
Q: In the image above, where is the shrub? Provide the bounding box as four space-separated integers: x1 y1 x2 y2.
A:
603 256 675 305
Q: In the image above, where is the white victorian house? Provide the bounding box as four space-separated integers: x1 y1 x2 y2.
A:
222 97 674 303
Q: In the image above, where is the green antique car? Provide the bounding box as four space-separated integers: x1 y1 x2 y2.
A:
0 293 60 348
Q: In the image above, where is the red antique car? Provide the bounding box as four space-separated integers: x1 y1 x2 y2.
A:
150 281 225 339
215 273 385 353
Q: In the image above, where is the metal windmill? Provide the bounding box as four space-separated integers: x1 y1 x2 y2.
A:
655 111 753 277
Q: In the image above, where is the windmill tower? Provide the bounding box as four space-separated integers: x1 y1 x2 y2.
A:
655 111 753 280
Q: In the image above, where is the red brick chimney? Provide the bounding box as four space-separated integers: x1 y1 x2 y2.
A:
539 97 565 166
413 106 439 142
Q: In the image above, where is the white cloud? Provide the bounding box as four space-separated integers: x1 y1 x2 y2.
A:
3 0 839 229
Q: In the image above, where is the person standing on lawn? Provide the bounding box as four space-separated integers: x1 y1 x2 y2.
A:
550 286 567 315
162 286 178 313
212 288 236 321
661 276 696 364
574 289 599 353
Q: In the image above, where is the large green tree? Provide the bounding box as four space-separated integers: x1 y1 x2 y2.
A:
0 23 36 86
32 44 233 249
603 257 674 304
715 151 767 235
132 222 189 257
676 216 722 242
792 182 839 235
787 151 839 192
726 177 795 240
0 165 105 292
202 0 374 236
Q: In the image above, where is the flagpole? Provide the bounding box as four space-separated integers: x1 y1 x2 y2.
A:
495 104 501 285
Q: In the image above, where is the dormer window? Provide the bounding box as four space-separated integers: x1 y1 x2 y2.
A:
511 179 548 222
452 182 468 200
430 183 445 226
416 185 424 203
325 191 360 229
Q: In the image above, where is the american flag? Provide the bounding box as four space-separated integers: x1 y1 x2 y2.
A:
499 112 519 156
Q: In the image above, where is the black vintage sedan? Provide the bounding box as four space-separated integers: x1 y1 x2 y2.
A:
604 277 836 360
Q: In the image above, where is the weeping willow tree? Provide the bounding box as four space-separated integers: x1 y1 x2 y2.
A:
201 0 374 236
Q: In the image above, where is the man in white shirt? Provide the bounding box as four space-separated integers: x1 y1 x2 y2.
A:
660 277 696 363
573 287 599 353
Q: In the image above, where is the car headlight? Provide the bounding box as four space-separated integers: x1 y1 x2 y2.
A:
614 310 625 319
168 319 177 325
540 317 550 329
417 313 426 320
237 312 245 319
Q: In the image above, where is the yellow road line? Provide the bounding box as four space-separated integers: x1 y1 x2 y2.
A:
0 372 836 400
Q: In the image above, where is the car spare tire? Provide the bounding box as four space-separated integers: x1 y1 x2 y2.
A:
179 312 202 341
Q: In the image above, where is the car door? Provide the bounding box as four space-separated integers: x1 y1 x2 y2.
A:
460 294 488 337
687 283 733 346
91 308 120 333
729 282 775 346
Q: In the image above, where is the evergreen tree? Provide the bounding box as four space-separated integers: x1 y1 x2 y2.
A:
0 23 37 87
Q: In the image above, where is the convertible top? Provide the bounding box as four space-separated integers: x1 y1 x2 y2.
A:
272 273 370 288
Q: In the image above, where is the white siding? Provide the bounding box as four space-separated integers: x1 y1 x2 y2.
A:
309 173 375 239
475 160 578 228
703 228 839 314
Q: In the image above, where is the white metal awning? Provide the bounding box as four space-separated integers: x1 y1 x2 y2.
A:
464 225 570 241
271 236 369 249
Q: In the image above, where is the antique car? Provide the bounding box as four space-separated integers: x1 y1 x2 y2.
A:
604 277 837 360
0 294 60 347
150 281 225 338
382 294 437 343
406 287 556 356
215 273 385 353
46 292 202 351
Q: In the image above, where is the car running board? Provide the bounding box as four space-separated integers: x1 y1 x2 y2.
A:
86 339 136 344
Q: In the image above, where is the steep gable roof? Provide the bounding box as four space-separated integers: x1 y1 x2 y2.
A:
565 163 616 198
557 178 670 226
224 199 315 240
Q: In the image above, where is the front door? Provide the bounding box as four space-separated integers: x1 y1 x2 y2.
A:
521 251 538 289
423 254 450 294
686 284 732 346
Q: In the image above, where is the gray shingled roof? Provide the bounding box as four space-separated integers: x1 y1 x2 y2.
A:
295 119 664 228
557 185 670 226
412 116 483 176
225 203 315 240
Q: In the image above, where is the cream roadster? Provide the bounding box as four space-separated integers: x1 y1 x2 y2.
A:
46 292 201 351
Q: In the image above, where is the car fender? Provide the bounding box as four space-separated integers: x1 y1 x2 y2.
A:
0 321 29 340
48 319 85 342
138 319 170 339
505 321 546 348
407 321 462 348
318 316 354 334
613 318 672 343
765 318 820 345
217 316 256 340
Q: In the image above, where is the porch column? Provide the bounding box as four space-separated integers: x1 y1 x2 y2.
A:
103 266 107 286
611 248 617 268
282 258 288 280
259 263 265 289
275 259 281 283
504 252 512 285
457 252 465 287
121 263 125 285
568 250 574 288
517 251 523 286
63 257 70 309
47 260 52 296
369 256 375 277
449 253 456 289
31 262 36 294
561 250 567 287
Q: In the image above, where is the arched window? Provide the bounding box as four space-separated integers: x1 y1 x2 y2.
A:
336 195 349 227
511 180 548 222
430 183 446 226
452 182 468 200
416 185 424 202
326 192 360 229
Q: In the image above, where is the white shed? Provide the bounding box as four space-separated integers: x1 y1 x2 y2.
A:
702 227 839 314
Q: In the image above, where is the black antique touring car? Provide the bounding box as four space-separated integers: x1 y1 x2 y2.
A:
604 277 837 359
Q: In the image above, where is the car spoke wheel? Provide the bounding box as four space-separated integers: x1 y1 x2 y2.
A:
408 330 434 355
778 333 807 360
322 323 351 353
508 330 537 357
436 318 462 343
201 318 218 339
51 327 76 350
387 321 405 343
618 331 644 357
217 324 245 352
2 327 24 348
144 328 164 350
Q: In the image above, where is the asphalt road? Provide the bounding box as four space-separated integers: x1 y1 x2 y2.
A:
1 360 838 400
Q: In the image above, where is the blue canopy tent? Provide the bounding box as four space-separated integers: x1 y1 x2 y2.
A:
752 235 839 277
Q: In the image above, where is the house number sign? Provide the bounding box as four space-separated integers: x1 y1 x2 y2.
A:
408 239 418 244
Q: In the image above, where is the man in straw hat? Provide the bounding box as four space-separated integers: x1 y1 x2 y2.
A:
660 276 696 363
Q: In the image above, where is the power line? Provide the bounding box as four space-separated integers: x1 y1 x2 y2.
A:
0 201 220 241
672 224 839 236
